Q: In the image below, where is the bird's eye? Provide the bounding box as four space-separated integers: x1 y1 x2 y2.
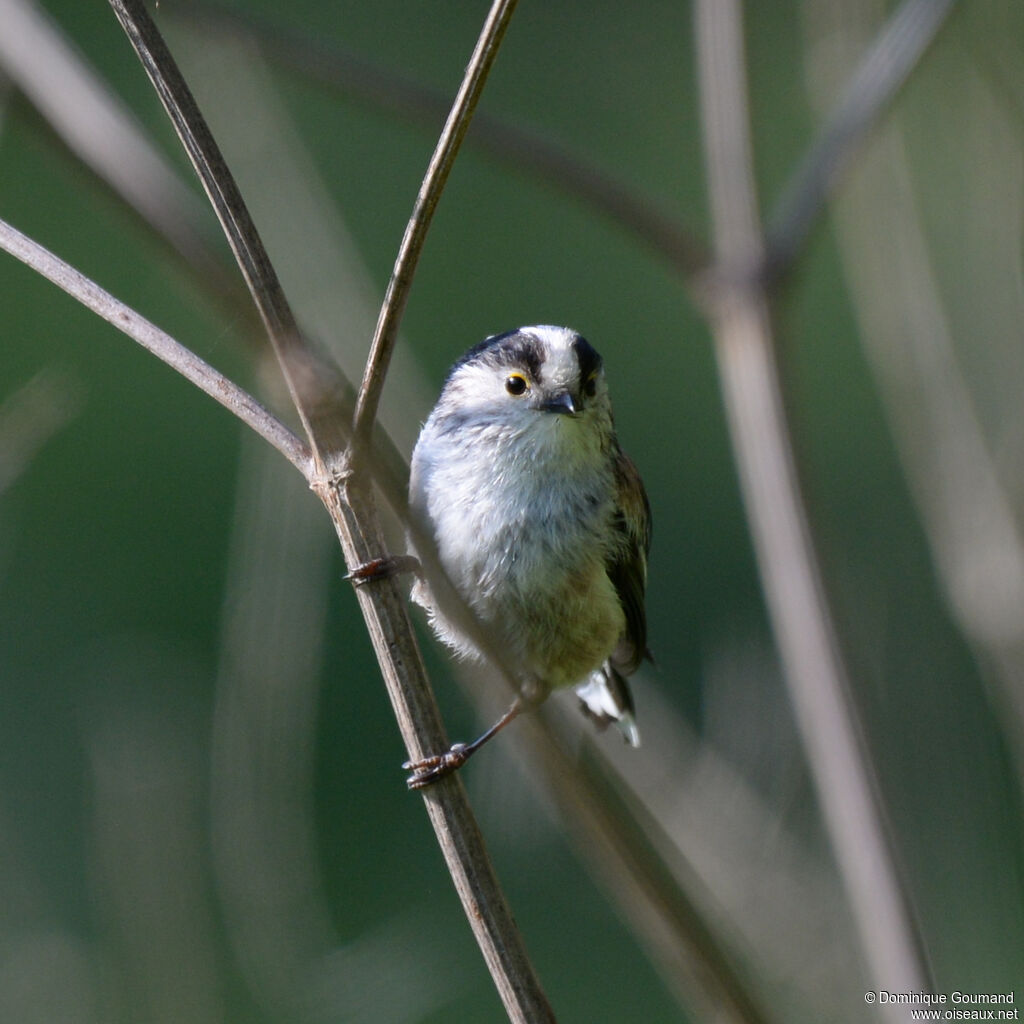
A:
583 373 598 398
505 373 529 396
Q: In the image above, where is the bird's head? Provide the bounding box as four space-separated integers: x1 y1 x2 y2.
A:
436 325 612 448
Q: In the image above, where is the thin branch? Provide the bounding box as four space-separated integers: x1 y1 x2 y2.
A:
766 0 959 275
0 216 311 475
351 0 519 446
107 3 554 1020
694 0 932 1008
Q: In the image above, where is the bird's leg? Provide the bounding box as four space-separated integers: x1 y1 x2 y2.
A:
404 698 527 789
344 554 421 586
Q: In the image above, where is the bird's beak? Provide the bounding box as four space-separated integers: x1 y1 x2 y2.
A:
540 391 577 416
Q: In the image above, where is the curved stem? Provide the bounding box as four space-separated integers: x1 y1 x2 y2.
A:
351 0 519 447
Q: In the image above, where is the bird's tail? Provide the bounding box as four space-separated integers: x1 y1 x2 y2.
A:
575 662 640 747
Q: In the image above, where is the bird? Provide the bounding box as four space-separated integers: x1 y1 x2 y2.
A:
403 325 651 788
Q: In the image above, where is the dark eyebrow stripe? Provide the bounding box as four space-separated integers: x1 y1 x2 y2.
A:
573 334 602 380
446 328 546 384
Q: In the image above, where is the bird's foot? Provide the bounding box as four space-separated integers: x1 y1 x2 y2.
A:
403 744 469 789
402 699 526 789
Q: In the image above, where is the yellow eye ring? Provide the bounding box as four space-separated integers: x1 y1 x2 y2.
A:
583 372 598 398
505 373 529 396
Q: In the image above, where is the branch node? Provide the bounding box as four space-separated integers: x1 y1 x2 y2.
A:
344 554 420 587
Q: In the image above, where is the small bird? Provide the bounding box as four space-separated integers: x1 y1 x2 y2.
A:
404 325 651 787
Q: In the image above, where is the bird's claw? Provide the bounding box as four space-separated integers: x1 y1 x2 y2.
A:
403 743 469 789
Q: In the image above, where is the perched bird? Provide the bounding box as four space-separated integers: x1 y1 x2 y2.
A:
404 325 651 787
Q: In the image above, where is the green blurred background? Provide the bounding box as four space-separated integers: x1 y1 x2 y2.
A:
0 1 1022 1021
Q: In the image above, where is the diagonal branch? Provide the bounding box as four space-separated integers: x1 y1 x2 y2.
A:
0 216 311 475
351 0 519 446
694 0 932 1008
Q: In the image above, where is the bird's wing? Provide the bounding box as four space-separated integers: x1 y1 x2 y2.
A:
606 448 651 675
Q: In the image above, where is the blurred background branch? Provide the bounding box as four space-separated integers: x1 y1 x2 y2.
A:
0 367 81 499
803 0 1024 816
766 0 959 275
694 0 931 1007
0 0 232 294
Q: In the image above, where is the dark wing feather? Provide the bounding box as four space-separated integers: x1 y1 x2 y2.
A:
606 448 651 675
